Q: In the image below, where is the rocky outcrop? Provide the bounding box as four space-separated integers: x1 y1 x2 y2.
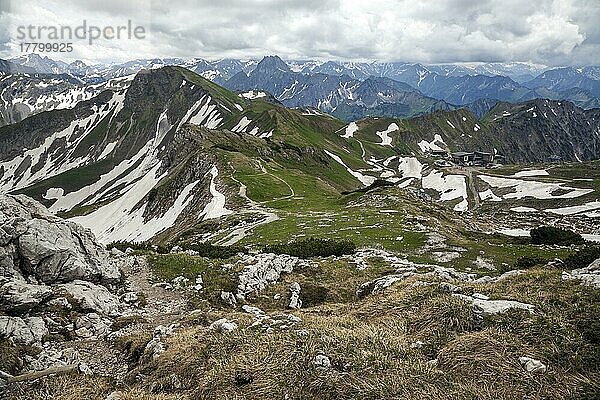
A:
56 281 120 316
244 304 303 334
288 282 302 309
210 318 238 333
357 270 417 298
355 253 532 299
0 316 48 345
0 194 119 285
454 293 534 316
237 253 316 296
0 279 53 313
562 258 600 289
0 194 123 349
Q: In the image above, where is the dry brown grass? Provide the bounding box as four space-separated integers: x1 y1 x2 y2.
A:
124 271 599 399
4 373 113 400
5 267 599 399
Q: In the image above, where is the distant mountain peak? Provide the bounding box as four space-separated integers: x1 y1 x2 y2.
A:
255 55 291 73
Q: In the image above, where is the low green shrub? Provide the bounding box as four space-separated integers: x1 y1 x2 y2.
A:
530 226 584 246
264 237 356 258
107 241 246 259
183 243 246 259
564 246 600 270
514 255 547 269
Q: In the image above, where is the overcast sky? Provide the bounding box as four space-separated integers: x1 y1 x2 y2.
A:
0 0 598 66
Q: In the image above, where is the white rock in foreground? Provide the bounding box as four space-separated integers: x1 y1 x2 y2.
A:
454 294 534 316
289 282 302 309
0 316 48 345
57 280 121 316
357 271 416 298
562 258 600 289
519 356 547 373
0 279 53 312
210 318 238 333
313 354 332 368
0 194 119 285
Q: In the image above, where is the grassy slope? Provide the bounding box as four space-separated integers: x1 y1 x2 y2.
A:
13 264 599 399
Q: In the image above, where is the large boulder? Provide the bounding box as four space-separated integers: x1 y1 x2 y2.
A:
0 194 119 285
0 316 48 345
0 194 123 325
0 278 53 313
57 280 121 316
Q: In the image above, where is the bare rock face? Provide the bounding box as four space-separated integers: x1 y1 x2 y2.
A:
0 194 123 347
0 316 48 345
0 195 119 285
288 282 302 309
356 271 417 298
237 253 316 296
0 278 53 313
453 293 534 316
57 280 121 316
562 258 600 289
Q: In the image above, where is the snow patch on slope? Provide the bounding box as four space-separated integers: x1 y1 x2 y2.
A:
418 134 446 153
240 90 267 100
479 175 593 200
512 169 549 178
98 141 118 160
479 189 502 202
232 116 252 133
422 170 468 212
0 91 125 192
324 150 375 186
545 201 600 216
397 157 422 179
375 123 397 146
200 166 233 220
342 122 358 138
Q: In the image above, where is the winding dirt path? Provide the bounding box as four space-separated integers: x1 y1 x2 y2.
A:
465 168 481 209
215 162 279 246
121 256 190 326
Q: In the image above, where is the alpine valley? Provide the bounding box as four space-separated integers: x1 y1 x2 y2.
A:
0 54 600 399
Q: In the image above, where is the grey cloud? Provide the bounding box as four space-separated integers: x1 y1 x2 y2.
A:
0 0 598 66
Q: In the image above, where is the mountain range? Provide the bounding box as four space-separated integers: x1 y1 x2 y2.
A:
2 54 600 123
1 65 599 245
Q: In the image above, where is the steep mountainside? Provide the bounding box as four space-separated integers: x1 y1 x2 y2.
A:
225 56 453 121
6 55 600 114
348 99 600 163
482 100 600 162
6 54 258 85
0 73 132 127
0 67 244 241
0 66 361 244
526 67 600 98
1 66 600 245
426 62 549 83
0 59 37 74
406 74 536 105
463 98 499 118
